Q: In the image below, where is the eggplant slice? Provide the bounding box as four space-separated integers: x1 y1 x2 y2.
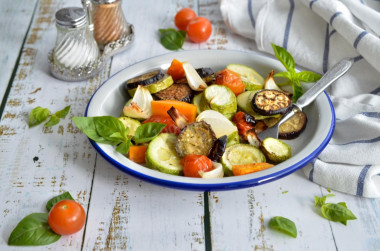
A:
279 111 307 139
208 135 227 162
175 68 215 85
175 121 216 158
154 83 193 103
251 89 292 116
124 69 164 91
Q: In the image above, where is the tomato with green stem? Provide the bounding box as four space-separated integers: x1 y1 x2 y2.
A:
175 8 197 30
186 17 212 43
48 200 86 235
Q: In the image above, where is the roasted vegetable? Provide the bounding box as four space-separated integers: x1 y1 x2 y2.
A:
127 74 174 96
251 89 292 116
175 121 216 158
208 135 227 162
167 106 189 129
154 83 193 103
182 62 208 91
232 111 256 140
176 67 215 85
263 70 292 97
261 137 291 164
125 69 165 90
122 85 153 119
279 111 307 139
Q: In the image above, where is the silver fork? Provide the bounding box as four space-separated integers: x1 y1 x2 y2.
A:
257 58 354 141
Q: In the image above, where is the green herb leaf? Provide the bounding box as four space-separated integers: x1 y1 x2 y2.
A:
296 71 321 83
274 71 292 79
8 213 61 246
292 80 304 103
321 203 357 223
44 114 60 127
271 43 295 71
93 116 126 143
72 117 112 144
54 105 71 119
46 192 74 212
134 122 166 144
159 28 186 51
314 194 335 207
326 188 331 193
269 216 297 238
116 139 132 155
29 107 50 127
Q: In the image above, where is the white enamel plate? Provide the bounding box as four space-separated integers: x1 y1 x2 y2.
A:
86 50 334 191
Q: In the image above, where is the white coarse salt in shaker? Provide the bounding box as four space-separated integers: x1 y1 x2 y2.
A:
49 7 103 81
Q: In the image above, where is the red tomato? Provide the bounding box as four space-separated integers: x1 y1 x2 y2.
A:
186 17 212 43
232 111 255 140
181 154 213 178
143 115 181 134
175 8 197 30
48 200 86 235
215 69 245 95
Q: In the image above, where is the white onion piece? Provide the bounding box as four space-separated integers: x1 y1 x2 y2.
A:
182 62 208 91
200 162 224 179
122 85 153 119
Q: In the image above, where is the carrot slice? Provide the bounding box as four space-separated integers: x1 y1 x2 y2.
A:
167 59 185 81
128 145 148 163
232 162 274 176
151 100 197 122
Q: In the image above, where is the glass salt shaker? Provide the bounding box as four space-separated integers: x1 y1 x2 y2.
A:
49 7 102 81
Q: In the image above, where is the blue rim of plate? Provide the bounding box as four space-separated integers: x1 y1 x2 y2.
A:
85 50 335 191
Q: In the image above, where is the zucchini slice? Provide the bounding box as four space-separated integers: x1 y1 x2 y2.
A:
118 117 141 136
202 85 237 115
251 89 292 116
279 111 307 139
128 74 174 96
145 133 183 175
125 69 165 90
261 137 291 164
221 144 266 176
175 121 216 158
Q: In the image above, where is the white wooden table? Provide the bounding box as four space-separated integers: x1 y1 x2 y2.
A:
0 0 379 250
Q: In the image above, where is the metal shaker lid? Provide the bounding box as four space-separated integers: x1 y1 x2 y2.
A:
91 0 118 4
55 7 87 28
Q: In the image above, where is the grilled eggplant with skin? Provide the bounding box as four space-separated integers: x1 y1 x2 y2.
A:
175 121 216 158
208 135 228 162
125 69 164 90
154 83 193 103
251 89 292 116
279 111 307 139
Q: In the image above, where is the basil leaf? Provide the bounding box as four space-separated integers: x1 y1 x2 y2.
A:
134 122 166 143
46 192 74 212
159 28 185 51
29 107 50 127
271 43 295 71
116 139 132 155
321 203 357 223
72 117 111 144
314 194 335 207
292 80 304 102
296 71 321 83
274 71 291 80
93 116 126 142
54 105 71 119
8 213 61 246
269 216 297 238
44 115 60 127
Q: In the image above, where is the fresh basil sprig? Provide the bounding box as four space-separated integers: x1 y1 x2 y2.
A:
159 28 186 51
8 192 75 246
314 193 357 225
29 105 71 127
271 43 321 102
269 216 297 238
73 116 165 155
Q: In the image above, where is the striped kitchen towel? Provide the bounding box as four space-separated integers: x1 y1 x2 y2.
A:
220 0 380 197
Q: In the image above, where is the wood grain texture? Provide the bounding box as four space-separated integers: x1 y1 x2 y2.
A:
0 0 37 103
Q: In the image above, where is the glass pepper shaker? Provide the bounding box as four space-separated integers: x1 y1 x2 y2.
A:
49 7 102 81
83 0 129 49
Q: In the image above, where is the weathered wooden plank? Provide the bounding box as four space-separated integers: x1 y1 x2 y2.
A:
82 1 206 250
0 0 111 249
0 0 37 103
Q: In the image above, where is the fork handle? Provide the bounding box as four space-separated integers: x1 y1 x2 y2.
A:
296 58 353 109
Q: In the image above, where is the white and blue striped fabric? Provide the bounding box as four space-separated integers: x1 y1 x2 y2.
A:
220 0 380 197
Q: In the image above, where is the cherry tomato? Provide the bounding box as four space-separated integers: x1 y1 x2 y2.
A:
143 115 181 134
215 69 245 95
175 8 197 30
48 200 86 235
186 17 212 43
181 154 213 178
232 111 255 140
